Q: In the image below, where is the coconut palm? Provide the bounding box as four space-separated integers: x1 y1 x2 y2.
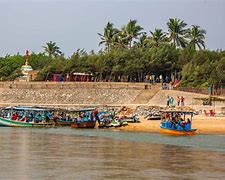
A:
43 41 62 58
111 30 129 49
134 33 148 48
186 25 206 50
121 19 143 48
149 28 167 47
98 22 119 51
167 18 188 48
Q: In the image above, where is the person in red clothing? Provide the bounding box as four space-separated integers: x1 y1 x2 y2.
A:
12 113 18 120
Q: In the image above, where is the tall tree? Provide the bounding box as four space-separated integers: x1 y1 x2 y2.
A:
149 28 167 47
167 18 188 48
112 30 129 49
98 22 119 52
43 41 62 58
134 33 148 48
186 25 206 50
122 19 143 48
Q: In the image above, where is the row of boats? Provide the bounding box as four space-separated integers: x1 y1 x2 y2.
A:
0 106 139 128
0 106 197 135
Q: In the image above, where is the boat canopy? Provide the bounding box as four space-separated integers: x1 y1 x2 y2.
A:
1 106 50 112
73 107 96 112
1 106 96 113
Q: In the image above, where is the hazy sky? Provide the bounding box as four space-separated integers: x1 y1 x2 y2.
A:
0 0 224 57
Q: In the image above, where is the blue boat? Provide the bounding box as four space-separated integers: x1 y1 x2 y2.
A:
160 110 197 135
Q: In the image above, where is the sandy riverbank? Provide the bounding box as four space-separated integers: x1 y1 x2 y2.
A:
117 115 225 135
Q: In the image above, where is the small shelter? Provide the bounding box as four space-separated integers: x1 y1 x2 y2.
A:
66 73 93 82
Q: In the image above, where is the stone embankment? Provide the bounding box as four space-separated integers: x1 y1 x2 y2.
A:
0 82 157 108
0 82 224 113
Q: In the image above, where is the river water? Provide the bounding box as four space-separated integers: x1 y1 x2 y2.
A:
0 128 225 180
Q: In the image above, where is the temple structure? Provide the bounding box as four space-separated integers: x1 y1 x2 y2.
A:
17 49 39 81
21 49 33 77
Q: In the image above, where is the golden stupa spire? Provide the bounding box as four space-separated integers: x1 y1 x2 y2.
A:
25 49 29 65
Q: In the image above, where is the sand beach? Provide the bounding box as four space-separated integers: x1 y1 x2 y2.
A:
118 115 225 135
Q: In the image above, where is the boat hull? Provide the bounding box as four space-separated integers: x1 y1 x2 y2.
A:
71 121 96 128
147 116 161 120
0 117 52 127
160 127 197 135
58 121 72 126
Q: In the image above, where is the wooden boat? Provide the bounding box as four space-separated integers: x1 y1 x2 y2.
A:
123 115 140 123
57 120 72 126
160 126 197 135
71 108 97 129
71 121 96 128
0 117 52 127
160 110 197 135
147 115 161 120
0 106 53 128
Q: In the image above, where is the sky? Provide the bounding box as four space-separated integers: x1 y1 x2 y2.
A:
0 0 225 57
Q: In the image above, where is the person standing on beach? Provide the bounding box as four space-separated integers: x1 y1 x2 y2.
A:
169 96 174 107
166 95 170 107
145 74 149 83
152 74 155 83
181 96 185 106
176 96 180 106
159 75 163 83
149 74 152 83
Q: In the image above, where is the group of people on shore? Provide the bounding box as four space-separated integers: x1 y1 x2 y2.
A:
166 95 185 107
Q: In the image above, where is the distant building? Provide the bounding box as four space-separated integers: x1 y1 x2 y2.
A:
49 73 93 82
66 73 93 82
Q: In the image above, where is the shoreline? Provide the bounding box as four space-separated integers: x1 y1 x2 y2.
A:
116 115 225 135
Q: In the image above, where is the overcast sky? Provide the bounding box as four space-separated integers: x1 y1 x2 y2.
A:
0 0 224 57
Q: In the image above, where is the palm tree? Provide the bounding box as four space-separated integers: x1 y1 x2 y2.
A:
134 32 148 48
98 22 119 52
167 18 188 48
111 30 129 49
122 19 143 48
43 41 62 58
149 28 167 47
186 25 206 50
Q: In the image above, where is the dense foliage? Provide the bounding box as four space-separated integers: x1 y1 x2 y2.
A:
0 18 224 87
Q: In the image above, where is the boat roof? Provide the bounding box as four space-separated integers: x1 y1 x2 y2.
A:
1 106 96 113
73 107 96 112
1 106 50 111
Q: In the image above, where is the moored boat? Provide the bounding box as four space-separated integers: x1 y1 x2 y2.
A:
0 117 52 127
71 108 97 129
160 126 197 135
160 110 197 135
0 106 53 127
